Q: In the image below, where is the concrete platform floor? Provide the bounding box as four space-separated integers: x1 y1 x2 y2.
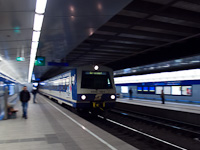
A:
0 94 137 150
117 98 200 114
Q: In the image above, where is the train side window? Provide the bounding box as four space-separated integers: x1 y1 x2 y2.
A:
66 77 69 85
63 78 66 91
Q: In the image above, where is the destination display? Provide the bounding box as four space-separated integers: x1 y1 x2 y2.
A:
85 72 107 75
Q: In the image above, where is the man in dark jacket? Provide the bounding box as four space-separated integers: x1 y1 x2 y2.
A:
20 86 30 119
129 88 133 100
161 89 165 104
31 87 37 103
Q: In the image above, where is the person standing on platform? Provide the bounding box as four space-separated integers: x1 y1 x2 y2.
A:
129 88 133 100
31 87 37 103
161 89 165 104
20 86 30 119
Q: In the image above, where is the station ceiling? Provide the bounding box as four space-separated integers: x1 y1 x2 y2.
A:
1 0 200 82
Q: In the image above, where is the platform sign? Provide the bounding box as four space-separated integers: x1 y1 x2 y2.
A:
171 86 181 95
35 56 45 66
156 86 163 94
137 87 142 92
164 86 171 95
149 87 155 92
16 57 25 61
48 62 68 67
143 87 148 92
182 86 192 95
121 86 128 93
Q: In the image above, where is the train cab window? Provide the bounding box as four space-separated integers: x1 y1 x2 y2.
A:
81 71 112 89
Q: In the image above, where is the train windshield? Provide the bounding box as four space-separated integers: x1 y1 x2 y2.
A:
81 71 112 89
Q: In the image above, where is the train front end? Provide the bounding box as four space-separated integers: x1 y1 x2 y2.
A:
76 65 116 110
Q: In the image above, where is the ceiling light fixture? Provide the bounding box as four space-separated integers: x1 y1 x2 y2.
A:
94 65 99 70
28 0 48 83
35 0 47 14
31 42 39 50
32 31 41 42
33 14 44 31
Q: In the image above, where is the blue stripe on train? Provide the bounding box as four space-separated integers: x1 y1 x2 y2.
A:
44 93 76 106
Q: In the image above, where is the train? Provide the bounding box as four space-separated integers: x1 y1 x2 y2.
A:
39 65 116 111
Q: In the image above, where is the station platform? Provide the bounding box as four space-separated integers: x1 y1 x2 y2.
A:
116 98 200 126
0 94 136 150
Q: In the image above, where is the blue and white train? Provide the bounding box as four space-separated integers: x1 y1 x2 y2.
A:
39 65 116 110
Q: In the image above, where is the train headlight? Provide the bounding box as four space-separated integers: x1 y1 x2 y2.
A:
81 95 86 100
111 95 115 100
94 65 99 70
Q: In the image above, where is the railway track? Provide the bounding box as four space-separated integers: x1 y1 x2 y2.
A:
111 108 200 138
46 96 200 150
83 112 187 150
82 107 200 150
90 108 200 150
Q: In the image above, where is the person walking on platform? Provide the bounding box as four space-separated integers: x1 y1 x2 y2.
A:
161 89 165 104
20 86 30 119
31 87 37 103
129 88 133 100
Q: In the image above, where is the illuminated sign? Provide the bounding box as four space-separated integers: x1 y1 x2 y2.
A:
182 86 192 95
143 87 148 92
121 86 128 93
35 56 45 66
16 57 25 61
171 86 181 95
149 87 155 92
137 87 142 91
14 26 20 33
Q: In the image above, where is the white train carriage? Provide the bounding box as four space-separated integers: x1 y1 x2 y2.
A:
39 65 116 110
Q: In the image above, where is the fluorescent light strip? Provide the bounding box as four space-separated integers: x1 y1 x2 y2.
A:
32 31 41 42
28 49 37 83
28 0 47 83
33 14 44 31
31 41 39 50
35 0 47 14
114 69 200 84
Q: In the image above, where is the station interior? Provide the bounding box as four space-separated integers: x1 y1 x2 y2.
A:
1 0 200 150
